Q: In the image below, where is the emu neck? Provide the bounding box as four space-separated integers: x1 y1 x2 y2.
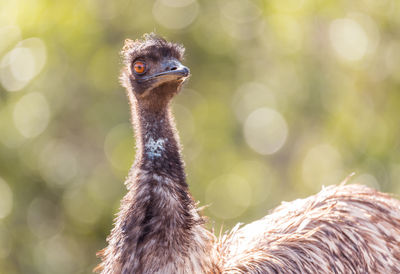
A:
135 103 185 183
108 96 213 273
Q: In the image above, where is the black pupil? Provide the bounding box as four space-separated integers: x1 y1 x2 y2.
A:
135 63 144 72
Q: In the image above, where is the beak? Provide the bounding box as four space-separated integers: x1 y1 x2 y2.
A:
156 59 190 79
137 59 190 83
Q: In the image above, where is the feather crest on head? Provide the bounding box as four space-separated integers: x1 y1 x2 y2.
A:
121 33 185 65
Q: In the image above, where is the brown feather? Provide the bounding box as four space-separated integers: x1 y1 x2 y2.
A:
96 34 400 274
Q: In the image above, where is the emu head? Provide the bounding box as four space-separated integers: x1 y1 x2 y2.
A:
120 33 190 108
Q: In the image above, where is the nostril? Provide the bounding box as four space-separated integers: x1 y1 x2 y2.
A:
165 66 177 71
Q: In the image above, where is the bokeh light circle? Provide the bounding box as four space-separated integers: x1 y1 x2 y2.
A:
13 92 50 138
153 0 199 30
243 108 288 155
0 38 46 91
329 18 368 62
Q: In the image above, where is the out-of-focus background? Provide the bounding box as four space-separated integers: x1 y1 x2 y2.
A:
1 0 400 272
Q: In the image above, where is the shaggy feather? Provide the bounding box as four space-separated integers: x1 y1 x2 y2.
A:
215 184 400 273
96 34 400 274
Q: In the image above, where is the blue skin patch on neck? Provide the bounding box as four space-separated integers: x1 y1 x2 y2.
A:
145 137 166 159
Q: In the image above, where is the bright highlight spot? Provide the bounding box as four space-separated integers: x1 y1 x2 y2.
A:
0 38 46 91
10 48 36 81
153 0 199 30
13 92 50 138
0 177 13 219
329 18 369 62
244 108 288 155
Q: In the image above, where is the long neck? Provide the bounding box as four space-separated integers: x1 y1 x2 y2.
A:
102 97 215 273
134 103 186 184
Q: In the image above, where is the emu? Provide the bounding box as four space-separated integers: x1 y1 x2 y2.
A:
96 34 400 273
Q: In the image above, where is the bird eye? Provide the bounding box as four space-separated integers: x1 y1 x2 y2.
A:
133 61 146 74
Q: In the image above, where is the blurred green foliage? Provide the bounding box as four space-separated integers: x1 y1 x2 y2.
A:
1 0 400 273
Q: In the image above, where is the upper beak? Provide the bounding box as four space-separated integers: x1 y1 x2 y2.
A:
157 59 190 79
137 59 190 83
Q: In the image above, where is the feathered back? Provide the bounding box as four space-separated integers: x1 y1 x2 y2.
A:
216 184 400 273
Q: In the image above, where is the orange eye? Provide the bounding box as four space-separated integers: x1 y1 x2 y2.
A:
133 61 146 74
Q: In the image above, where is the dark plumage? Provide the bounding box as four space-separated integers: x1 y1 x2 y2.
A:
95 34 400 274
96 34 214 273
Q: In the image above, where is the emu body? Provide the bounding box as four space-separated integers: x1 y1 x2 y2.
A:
96 34 400 274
